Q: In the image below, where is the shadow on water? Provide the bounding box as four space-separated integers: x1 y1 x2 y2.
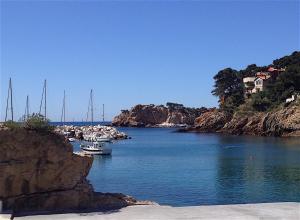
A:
92 155 112 166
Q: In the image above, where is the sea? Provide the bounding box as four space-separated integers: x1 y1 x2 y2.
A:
54 122 300 206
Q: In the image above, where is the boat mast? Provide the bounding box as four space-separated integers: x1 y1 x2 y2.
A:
91 89 94 124
24 95 30 121
102 104 105 122
5 78 13 122
86 89 94 124
45 80 47 119
39 79 47 119
61 90 66 124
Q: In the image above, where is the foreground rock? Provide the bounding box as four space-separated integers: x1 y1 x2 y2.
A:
113 103 212 127
185 105 300 137
0 128 141 215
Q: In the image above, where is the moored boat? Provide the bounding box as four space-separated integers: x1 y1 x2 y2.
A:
80 142 112 155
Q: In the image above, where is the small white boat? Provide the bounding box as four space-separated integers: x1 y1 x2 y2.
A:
68 137 76 142
80 142 112 155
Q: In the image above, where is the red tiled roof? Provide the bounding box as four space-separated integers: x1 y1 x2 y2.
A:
268 67 276 72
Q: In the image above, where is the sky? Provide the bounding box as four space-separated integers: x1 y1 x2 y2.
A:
1 0 299 122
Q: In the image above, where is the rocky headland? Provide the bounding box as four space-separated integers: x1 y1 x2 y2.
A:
112 102 299 137
0 127 147 216
112 102 212 127
184 105 300 137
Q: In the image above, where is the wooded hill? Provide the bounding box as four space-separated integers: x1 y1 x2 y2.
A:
212 51 300 112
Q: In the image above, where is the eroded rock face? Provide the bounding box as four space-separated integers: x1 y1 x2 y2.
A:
194 110 232 132
189 105 300 137
112 104 210 127
263 106 300 136
0 130 91 199
222 113 265 135
0 129 137 214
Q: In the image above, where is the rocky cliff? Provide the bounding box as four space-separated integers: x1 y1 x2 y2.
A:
112 103 211 127
186 105 300 137
0 128 138 215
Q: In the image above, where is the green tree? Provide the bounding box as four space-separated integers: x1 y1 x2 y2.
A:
239 64 266 78
251 92 271 112
212 68 244 111
273 51 300 68
265 64 300 105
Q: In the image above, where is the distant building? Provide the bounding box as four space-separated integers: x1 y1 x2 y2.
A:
243 77 256 96
253 77 267 93
243 67 285 97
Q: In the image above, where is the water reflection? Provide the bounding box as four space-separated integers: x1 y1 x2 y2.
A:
93 155 112 167
72 130 300 206
216 135 300 204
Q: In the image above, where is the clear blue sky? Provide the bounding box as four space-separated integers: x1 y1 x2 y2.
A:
1 0 299 121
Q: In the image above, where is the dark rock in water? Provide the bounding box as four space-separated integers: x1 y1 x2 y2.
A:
189 105 300 137
112 103 212 127
0 128 140 215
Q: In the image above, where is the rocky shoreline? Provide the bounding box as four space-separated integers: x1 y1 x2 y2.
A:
112 103 212 128
181 105 300 137
0 128 149 216
113 103 300 137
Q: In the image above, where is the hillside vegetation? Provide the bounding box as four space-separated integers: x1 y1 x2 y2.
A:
212 51 300 113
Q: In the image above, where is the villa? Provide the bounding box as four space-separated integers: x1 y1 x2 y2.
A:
243 67 285 97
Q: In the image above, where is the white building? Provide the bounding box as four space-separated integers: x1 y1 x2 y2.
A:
243 73 272 96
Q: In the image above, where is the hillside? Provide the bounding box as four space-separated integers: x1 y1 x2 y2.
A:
212 51 300 112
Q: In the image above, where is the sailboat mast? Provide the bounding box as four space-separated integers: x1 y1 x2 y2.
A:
91 89 94 124
44 80 47 120
61 90 66 124
10 78 13 121
25 95 30 120
5 78 13 122
86 89 94 124
102 104 105 122
64 90 65 123
39 79 47 119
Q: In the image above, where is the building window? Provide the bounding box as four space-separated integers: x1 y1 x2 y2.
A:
256 80 262 85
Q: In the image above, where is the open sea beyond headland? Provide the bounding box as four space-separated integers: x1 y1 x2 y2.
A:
70 126 300 206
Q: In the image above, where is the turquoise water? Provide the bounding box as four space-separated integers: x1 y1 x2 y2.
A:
72 128 300 206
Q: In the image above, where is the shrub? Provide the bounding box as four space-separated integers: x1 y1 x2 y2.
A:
251 92 272 112
24 113 54 132
3 120 21 129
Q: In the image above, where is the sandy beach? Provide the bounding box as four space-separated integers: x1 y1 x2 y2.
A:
0 202 299 220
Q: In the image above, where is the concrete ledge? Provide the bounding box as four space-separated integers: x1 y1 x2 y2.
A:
0 214 11 220
5 202 299 220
